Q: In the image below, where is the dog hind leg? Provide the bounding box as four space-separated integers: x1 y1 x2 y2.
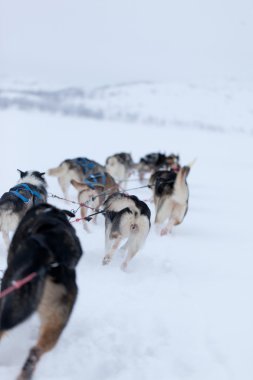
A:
80 204 91 233
16 318 68 380
160 217 176 236
16 277 77 380
160 203 186 236
121 233 141 271
121 224 149 271
103 236 122 265
58 176 70 199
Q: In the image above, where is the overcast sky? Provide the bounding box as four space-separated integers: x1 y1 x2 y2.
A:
0 0 252 86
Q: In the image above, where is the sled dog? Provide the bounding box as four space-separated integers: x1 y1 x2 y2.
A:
47 157 105 198
153 166 190 235
71 171 119 232
0 170 47 247
105 152 135 184
137 152 180 181
102 192 151 270
0 203 83 380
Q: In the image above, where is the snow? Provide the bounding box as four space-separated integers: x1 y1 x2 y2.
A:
1 82 253 380
1 0 253 376
1 81 253 134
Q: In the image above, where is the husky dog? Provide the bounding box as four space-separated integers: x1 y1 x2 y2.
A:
137 152 180 181
47 157 105 198
0 170 47 247
0 203 83 380
153 166 190 235
71 171 119 232
105 152 135 184
102 192 151 270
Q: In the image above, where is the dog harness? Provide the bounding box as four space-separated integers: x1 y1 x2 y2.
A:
83 173 106 189
10 183 42 204
73 157 96 174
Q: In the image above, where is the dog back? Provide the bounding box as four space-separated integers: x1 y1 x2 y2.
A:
0 204 82 331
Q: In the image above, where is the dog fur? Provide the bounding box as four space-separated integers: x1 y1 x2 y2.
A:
0 203 83 380
137 153 180 181
152 166 190 235
102 192 151 270
47 157 105 198
105 152 135 184
71 171 119 232
0 170 47 247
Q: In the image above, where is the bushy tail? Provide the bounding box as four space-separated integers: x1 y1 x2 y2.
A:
106 207 133 239
0 236 51 331
47 164 66 177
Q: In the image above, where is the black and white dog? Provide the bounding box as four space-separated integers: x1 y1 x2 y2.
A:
105 152 135 184
0 203 83 380
0 170 47 247
48 157 105 198
102 192 151 270
137 152 180 181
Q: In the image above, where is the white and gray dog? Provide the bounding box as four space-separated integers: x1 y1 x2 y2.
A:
102 192 151 270
0 170 47 247
47 157 105 198
105 152 135 185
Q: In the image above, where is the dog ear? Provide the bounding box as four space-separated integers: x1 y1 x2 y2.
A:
62 210 75 218
17 169 27 178
39 172 46 177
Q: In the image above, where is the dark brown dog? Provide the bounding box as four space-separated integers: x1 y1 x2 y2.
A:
137 153 180 181
0 203 83 380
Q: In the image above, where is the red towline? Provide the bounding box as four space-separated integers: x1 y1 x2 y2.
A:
0 272 38 299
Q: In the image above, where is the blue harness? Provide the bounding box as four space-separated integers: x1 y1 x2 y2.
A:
10 183 42 204
84 173 106 189
73 157 96 174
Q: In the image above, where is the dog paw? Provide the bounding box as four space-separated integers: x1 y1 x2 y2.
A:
120 262 128 271
102 255 111 265
160 227 169 236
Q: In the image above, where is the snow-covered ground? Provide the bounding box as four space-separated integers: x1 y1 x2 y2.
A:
0 82 253 380
1 81 253 134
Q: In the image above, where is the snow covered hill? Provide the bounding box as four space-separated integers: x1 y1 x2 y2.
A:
0 81 253 380
1 81 253 134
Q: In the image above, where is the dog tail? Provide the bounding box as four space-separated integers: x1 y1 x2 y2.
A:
187 157 197 169
0 236 51 331
47 164 67 177
106 207 133 239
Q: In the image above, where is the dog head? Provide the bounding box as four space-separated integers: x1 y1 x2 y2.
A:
164 154 180 170
17 170 47 187
105 156 119 177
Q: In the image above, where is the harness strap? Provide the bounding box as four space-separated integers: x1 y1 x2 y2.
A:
10 183 42 204
10 190 30 203
84 172 106 189
74 157 96 174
